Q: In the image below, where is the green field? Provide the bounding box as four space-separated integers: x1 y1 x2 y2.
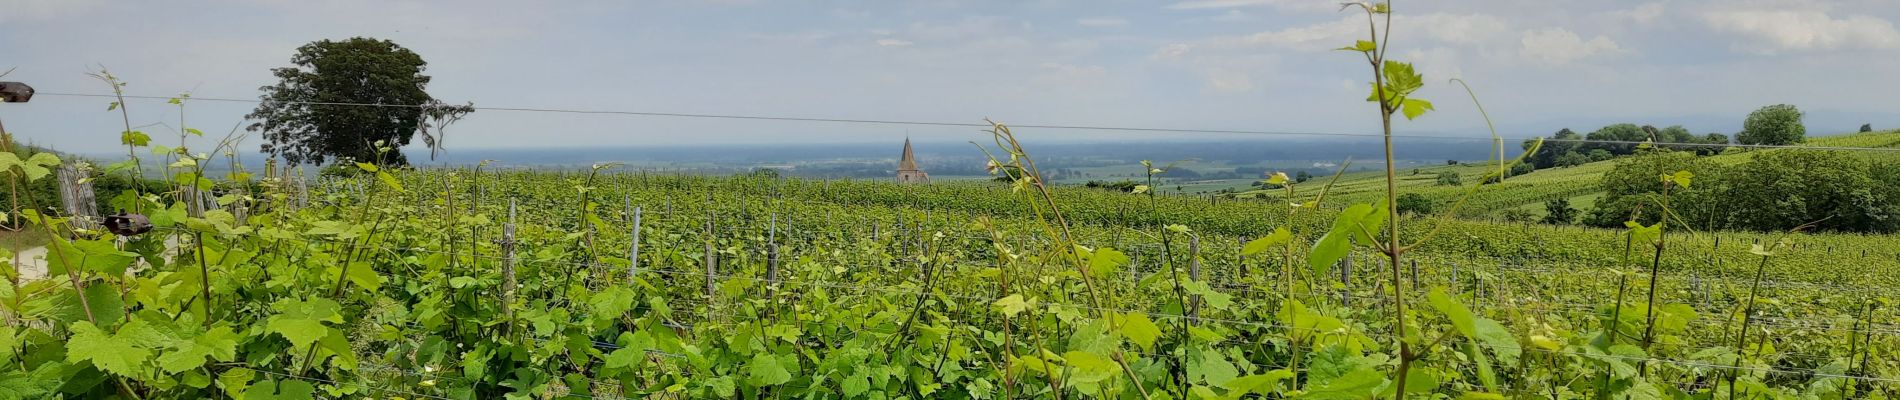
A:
7 131 1900 399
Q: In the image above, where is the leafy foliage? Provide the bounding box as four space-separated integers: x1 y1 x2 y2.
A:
247 37 463 166
1737 104 1806 146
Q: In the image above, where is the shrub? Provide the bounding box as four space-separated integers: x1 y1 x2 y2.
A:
1434 171 1461 186
1397 193 1433 215
1542 198 1577 225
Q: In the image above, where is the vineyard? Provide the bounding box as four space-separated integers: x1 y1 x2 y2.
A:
3 127 1898 399
7 3 1900 399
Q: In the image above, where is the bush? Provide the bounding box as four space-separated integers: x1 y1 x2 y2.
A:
1583 151 1720 227
1510 163 1534 176
1720 150 1896 232
1554 152 1590 167
1587 149 1613 162
1397 193 1433 215
1434 171 1461 186
1542 198 1577 225
1500 208 1536 223
1736 104 1805 145
1863 124 1875 133
1084 180 1140 193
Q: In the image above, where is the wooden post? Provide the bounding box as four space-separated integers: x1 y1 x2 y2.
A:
627 204 642 281
1340 252 1352 305
501 199 517 321
766 242 780 321
1409 259 1418 288
705 219 718 299
55 163 98 231
1189 236 1202 322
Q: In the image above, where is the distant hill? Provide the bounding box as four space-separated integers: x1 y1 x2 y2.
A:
1233 129 1900 220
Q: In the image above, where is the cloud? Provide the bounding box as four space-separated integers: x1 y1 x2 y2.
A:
875 38 914 47
1613 3 1665 24
1033 62 1110 87
1208 13 1508 51
0 0 104 22
1075 17 1128 28
1151 43 1193 60
1166 0 1276 9
1202 68 1255 93
1518 28 1623 64
1702 9 1900 53
1166 0 1337 12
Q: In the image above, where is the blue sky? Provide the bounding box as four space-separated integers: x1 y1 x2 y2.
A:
2 0 1899 157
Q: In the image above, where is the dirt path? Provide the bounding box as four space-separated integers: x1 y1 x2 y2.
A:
12 245 48 280
12 237 181 280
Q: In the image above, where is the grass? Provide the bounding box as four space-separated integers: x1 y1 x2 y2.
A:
0 224 50 252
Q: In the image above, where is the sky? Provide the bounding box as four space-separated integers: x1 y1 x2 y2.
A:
2 0 1899 159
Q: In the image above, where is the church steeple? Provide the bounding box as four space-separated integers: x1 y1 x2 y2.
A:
899 137 919 171
896 137 929 183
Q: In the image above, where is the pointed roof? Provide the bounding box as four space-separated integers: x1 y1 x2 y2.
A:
898 138 919 171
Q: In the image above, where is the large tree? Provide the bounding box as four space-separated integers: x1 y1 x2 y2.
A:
248 38 466 166
1736 104 1805 146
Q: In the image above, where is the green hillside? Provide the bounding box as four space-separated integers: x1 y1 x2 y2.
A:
1235 129 1900 220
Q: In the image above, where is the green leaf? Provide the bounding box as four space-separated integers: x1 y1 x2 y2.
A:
376 171 405 192
589 287 638 319
1087 247 1128 277
747 353 792 386
1426 288 1477 338
1310 203 1376 277
1400 98 1434 120
1625 221 1661 245
1119 312 1162 351
1383 60 1424 94
243 379 316 400
355 162 378 173
157 327 239 374
66 321 153 378
1666 170 1693 189
449 276 477 288
121 131 151 146
1300 366 1384 399
185 128 205 137
344 261 383 292
1336 40 1377 52
266 297 343 350
842 369 872 396
1240 228 1291 256
1219 369 1293 394
993 294 1033 317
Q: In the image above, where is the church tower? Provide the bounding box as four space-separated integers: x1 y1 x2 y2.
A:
896 138 930 184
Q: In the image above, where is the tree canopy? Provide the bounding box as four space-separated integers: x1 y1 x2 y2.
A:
1736 104 1805 146
247 37 469 166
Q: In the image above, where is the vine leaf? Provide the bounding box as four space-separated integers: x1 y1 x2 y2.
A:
243 379 316 400
266 297 344 351
748 353 793 386
1401 98 1434 120
157 327 239 374
1301 365 1385 399
1117 311 1162 351
993 294 1033 317
1310 202 1380 277
66 321 153 378
1240 228 1291 256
